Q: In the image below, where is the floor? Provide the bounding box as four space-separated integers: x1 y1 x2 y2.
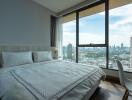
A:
128 94 132 100
0 81 128 100
90 81 126 100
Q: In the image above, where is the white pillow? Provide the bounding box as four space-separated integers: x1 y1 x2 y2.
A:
2 52 33 67
33 51 52 62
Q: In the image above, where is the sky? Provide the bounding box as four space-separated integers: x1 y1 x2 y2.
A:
63 3 132 47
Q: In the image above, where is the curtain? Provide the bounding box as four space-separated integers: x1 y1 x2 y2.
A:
51 16 57 47
130 37 132 68
56 17 63 58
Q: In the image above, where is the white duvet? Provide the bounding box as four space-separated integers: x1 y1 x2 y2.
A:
0 60 105 100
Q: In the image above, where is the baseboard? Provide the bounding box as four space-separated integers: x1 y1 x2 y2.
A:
105 75 120 84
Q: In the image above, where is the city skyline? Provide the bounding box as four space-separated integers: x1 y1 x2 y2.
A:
63 42 131 71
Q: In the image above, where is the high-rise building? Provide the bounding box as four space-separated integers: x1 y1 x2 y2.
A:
121 43 124 48
67 43 73 60
63 46 67 58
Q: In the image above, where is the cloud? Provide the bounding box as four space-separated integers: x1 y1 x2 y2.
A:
79 32 105 44
63 21 76 27
63 32 76 46
63 32 105 46
109 33 131 46
109 4 132 34
63 4 132 46
99 4 132 17
110 17 132 32
63 21 76 33
109 4 132 17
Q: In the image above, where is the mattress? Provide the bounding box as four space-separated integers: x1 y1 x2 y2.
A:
0 60 105 100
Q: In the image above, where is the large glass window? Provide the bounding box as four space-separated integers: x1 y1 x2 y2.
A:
79 4 105 45
62 13 76 62
62 0 132 72
109 4 132 72
78 3 106 68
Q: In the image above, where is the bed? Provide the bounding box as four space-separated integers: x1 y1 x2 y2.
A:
0 60 105 100
0 46 105 100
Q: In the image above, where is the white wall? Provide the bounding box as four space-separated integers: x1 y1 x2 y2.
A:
0 0 55 50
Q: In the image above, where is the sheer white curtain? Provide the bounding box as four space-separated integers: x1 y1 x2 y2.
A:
56 17 63 58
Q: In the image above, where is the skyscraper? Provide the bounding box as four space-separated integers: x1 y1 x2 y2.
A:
121 43 124 48
67 43 73 60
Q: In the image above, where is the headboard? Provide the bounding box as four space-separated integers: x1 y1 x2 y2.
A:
0 45 50 52
0 45 51 67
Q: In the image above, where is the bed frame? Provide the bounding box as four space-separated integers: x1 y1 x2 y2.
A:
0 45 49 52
83 80 101 100
0 45 102 100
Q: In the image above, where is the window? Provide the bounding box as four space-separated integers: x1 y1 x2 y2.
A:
62 13 76 62
62 0 132 72
78 3 107 68
109 3 132 72
79 4 105 45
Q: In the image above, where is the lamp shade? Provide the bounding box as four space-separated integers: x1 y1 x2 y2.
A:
51 47 58 59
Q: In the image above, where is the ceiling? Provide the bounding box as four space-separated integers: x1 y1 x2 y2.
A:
32 0 86 13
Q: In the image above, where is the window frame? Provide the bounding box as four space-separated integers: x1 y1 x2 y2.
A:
76 0 109 69
62 0 132 73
